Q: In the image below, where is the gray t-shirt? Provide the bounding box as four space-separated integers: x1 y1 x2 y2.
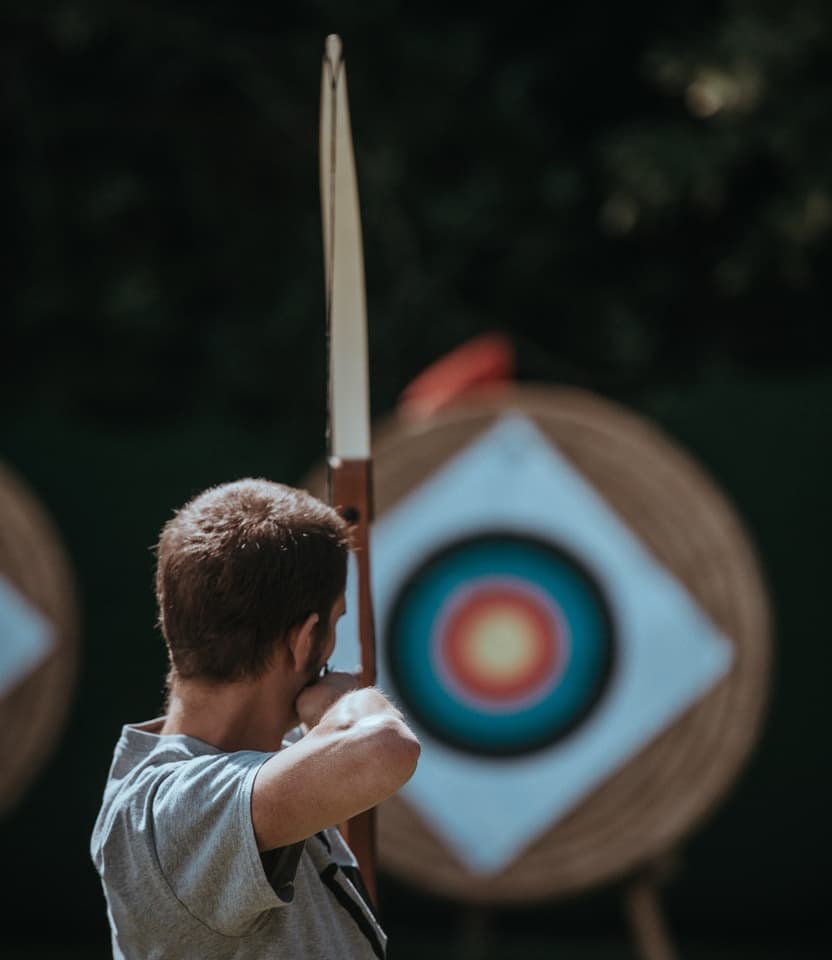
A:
90 719 386 959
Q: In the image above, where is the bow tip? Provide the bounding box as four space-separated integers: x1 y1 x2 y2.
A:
324 34 343 66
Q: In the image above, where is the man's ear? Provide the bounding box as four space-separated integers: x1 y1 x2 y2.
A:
285 612 320 673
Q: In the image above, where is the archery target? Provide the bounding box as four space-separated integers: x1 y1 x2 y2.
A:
388 533 615 756
317 386 771 903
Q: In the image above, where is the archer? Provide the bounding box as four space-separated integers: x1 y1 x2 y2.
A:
90 477 420 959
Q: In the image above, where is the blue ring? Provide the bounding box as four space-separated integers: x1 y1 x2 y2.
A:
386 532 616 757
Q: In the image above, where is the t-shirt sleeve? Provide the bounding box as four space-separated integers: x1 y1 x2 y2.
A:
151 750 301 936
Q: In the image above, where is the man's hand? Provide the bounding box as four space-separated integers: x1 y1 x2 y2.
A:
294 670 358 729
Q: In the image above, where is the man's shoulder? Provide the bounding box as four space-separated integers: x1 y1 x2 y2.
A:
113 727 269 802
94 723 266 839
92 729 270 878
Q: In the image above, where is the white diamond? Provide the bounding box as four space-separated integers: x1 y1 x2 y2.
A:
332 414 732 874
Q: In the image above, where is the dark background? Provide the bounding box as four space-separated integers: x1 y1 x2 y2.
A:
1 1 830 956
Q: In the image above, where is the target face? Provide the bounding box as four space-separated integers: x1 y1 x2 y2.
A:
331 413 734 876
387 533 615 757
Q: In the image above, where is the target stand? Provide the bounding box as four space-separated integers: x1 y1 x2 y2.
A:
0 464 79 818
308 385 771 960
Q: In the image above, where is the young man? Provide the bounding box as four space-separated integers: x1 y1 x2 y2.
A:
91 478 420 959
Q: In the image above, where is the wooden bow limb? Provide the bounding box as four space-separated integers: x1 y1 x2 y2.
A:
319 33 378 907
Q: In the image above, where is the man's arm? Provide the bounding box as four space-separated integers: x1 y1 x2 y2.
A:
251 679 420 851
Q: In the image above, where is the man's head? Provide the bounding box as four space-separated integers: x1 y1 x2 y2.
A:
155 478 350 685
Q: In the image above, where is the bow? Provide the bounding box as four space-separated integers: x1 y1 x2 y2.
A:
319 33 378 905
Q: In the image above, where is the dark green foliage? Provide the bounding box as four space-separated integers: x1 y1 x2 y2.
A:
3 1 830 422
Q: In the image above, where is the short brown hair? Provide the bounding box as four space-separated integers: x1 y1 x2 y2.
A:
155 478 350 682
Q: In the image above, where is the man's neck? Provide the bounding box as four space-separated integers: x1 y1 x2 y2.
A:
160 671 296 753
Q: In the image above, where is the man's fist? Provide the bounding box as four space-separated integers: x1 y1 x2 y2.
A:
294 671 358 729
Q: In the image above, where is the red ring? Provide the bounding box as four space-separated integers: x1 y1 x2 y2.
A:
440 584 562 703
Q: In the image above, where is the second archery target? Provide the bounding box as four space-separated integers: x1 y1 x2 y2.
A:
0 463 79 818
388 532 614 756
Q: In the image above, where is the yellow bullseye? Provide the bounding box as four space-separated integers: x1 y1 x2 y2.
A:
461 609 540 683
